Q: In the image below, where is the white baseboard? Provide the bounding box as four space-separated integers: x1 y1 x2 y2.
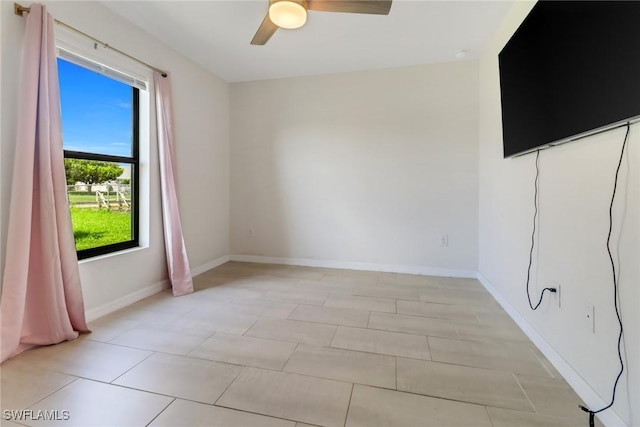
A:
83 256 229 323
191 255 231 277
476 272 627 427
229 254 476 278
85 279 168 322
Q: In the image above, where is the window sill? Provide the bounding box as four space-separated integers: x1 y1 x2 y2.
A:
78 245 149 265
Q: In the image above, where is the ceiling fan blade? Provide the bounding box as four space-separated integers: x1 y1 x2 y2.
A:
251 13 279 45
307 0 392 15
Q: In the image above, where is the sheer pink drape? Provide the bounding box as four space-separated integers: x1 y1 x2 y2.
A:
0 4 89 363
154 73 193 296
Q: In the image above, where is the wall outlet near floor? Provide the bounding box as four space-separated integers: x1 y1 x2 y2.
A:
584 304 595 334
247 228 254 238
553 282 561 308
439 235 449 247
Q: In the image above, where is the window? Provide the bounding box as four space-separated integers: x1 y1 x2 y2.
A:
58 55 140 259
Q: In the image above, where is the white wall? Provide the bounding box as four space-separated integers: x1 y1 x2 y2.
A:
478 2 639 425
230 62 479 274
0 1 230 315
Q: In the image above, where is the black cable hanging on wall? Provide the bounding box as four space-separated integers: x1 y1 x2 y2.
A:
525 149 557 311
524 124 630 426
579 122 630 427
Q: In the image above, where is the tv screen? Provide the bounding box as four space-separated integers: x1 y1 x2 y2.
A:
499 1 640 158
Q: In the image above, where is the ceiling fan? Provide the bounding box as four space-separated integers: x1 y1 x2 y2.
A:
251 0 393 45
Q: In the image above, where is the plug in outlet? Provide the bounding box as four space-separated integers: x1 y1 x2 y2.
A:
439 235 449 247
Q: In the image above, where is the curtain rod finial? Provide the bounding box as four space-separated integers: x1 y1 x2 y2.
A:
162 72 168 78
14 3 30 16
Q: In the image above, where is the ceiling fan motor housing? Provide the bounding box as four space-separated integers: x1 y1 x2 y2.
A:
269 0 308 10
269 0 309 29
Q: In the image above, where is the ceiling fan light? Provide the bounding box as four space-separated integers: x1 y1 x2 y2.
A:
269 1 307 29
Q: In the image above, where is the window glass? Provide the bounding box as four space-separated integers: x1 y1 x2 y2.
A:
58 58 133 157
58 57 139 259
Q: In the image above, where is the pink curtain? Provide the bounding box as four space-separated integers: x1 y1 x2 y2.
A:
1 4 89 363
154 73 193 296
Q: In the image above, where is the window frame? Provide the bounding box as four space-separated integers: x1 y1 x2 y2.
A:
61 78 141 260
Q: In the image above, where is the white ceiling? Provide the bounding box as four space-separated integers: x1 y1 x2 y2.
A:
101 0 513 83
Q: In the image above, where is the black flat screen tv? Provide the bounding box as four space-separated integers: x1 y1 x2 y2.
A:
499 1 640 158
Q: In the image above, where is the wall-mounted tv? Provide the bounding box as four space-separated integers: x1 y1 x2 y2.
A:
499 1 640 158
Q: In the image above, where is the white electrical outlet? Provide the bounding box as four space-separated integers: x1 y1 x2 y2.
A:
439 235 449 247
248 228 254 238
553 282 561 308
584 304 595 334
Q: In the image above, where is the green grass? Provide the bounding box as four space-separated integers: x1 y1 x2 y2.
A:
70 208 131 251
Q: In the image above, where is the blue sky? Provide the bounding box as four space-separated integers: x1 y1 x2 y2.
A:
57 58 133 157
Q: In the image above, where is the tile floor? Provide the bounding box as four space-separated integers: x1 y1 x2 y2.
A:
0 262 601 427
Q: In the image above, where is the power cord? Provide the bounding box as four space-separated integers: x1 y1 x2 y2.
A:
525 149 557 310
579 122 629 426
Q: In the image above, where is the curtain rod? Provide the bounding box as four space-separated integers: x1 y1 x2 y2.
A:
14 3 167 78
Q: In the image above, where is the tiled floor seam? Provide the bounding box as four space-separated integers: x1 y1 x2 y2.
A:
394 356 398 390
398 355 551 377
109 350 158 384
143 397 176 426
328 325 340 348
424 335 433 360
212 366 248 406
277 366 398 392
15 376 81 412
531 349 558 378
97 339 206 357
361 383 499 410
397 388 524 413
408 353 553 376
280 343 300 371
210 405 308 426
74 377 197 402
228 367 359 389
205 397 318 426
85 323 138 343
342 383 355 427
357 323 460 341
241 317 261 336
483 405 497 427
324 342 427 360
213 387 345 426
511 372 538 413
8 362 134 389
184 357 291 374
352 294 420 303
193 331 317 350
284 304 301 320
